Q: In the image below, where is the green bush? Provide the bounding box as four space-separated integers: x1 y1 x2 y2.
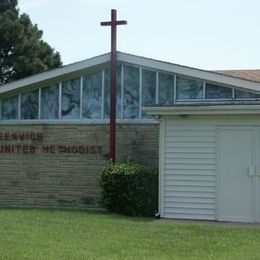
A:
101 160 158 217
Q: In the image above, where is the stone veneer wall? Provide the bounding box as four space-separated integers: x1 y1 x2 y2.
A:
0 123 159 209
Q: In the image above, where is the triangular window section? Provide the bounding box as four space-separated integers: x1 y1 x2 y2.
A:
235 89 260 99
205 83 233 99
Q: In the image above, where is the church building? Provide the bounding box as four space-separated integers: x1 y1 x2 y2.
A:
1 51 260 222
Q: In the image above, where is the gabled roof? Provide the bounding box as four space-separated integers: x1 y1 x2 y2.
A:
1 52 260 97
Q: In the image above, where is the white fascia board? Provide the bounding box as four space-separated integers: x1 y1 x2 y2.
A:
0 53 110 95
117 52 260 92
144 105 260 116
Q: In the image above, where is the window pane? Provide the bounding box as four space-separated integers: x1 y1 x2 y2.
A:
83 72 102 119
104 66 121 119
62 78 80 119
41 84 59 119
159 73 174 105
176 76 203 99
142 69 156 118
206 83 232 99
123 65 139 119
21 90 39 119
1 96 18 120
235 89 260 99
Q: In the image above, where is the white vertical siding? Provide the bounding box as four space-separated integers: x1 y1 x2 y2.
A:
163 119 216 220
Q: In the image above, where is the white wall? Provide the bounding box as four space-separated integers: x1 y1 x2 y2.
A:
160 115 260 221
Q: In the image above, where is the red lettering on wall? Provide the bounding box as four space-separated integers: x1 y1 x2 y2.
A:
0 132 103 155
42 145 56 153
0 145 36 153
0 132 44 141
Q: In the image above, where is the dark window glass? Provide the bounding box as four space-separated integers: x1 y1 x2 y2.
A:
159 73 174 104
123 65 139 119
1 96 18 120
21 90 39 119
104 66 122 119
62 78 80 119
206 83 232 99
142 69 156 118
235 89 260 99
41 84 59 119
176 76 203 99
83 72 102 119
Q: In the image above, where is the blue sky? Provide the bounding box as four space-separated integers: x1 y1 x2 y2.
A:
18 0 260 70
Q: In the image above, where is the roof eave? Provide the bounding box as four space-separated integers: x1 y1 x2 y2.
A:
144 104 260 116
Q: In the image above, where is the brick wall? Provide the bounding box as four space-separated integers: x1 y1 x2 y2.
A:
0 123 159 209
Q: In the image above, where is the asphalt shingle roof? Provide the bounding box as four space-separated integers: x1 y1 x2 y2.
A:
215 70 260 83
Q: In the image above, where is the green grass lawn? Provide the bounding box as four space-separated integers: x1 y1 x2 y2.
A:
0 209 260 259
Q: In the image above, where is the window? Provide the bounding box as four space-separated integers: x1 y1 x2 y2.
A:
104 66 122 119
206 83 232 99
123 65 139 119
83 72 102 119
176 76 203 100
235 89 260 99
142 69 156 118
21 90 39 119
1 96 18 120
159 73 174 105
41 84 59 119
62 78 80 119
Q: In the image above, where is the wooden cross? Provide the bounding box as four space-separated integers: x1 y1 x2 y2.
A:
101 10 127 163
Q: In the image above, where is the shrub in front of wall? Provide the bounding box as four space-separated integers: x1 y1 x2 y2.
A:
101 160 158 217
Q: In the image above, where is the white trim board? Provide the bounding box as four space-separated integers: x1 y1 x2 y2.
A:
144 105 260 116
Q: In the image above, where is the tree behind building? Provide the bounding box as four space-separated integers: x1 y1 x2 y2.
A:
0 0 62 85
